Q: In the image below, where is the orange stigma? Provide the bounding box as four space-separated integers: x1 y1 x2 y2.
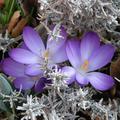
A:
81 60 89 71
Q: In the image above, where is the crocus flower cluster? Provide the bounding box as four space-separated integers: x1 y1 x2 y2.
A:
10 26 68 76
3 26 115 92
3 26 68 92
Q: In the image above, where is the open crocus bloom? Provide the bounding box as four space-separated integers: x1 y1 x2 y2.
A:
9 26 68 76
2 58 51 92
62 32 115 91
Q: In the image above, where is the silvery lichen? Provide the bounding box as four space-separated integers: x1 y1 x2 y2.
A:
17 95 46 120
1 84 120 120
0 30 15 52
0 88 23 108
47 65 68 91
91 99 119 120
38 0 120 35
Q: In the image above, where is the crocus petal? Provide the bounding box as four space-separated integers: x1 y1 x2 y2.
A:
13 77 35 90
9 48 40 64
3 58 25 77
76 73 89 85
87 72 114 91
25 64 43 76
51 43 68 63
89 44 115 71
23 26 45 56
47 26 67 55
0 60 3 71
34 78 46 92
61 66 76 85
80 32 100 61
21 42 29 50
66 39 81 68
44 79 52 84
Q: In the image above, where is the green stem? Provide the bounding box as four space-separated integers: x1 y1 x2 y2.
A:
7 0 15 23
5 0 10 10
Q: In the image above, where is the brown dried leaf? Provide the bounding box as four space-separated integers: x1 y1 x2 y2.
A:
0 0 4 8
8 11 21 33
110 58 120 97
110 85 116 97
11 18 28 37
110 58 120 79
95 117 100 120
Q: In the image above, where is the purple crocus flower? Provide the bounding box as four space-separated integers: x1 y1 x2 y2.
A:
62 32 115 91
9 26 68 76
2 58 51 92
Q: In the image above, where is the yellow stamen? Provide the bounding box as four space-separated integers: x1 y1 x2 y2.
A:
81 60 89 71
32 76 39 81
43 50 49 60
